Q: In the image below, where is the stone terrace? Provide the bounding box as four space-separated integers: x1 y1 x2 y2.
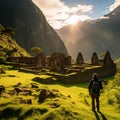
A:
7 51 116 83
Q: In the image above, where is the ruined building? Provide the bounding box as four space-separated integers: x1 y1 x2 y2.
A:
91 52 99 65
8 51 116 83
76 52 84 65
8 53 71 69
59 51 116 83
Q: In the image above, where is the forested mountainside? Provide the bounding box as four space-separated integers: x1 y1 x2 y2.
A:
0 0 68 55
0 24 29 61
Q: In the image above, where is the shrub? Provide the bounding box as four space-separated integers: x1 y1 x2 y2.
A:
108 98 114 105
0 65 6 74
106 73 120 107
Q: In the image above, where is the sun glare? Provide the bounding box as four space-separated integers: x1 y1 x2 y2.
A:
66 15 79 25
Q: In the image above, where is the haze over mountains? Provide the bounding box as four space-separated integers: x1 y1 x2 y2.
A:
57 6 120 60
0 0 68 55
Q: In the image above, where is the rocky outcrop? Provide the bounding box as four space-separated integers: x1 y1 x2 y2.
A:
38 89 57 103
0 85 5 94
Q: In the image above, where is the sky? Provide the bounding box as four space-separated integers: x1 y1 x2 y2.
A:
32 0 120 29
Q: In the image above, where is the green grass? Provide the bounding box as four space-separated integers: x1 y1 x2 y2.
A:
0 69 120 120
115 58 120 72
0 25 30 58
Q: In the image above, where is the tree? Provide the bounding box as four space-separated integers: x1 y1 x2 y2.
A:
31 47 43 56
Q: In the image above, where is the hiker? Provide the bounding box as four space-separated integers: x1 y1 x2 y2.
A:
88 73 103 112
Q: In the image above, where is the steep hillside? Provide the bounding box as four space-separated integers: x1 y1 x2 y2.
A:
57 6 120 60
0 0 68 55
0 24 29 61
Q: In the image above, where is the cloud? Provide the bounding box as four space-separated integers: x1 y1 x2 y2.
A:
32 0 93 29
109 0 120 11
65 15 91 24
100 16 110 20
70 5 93 14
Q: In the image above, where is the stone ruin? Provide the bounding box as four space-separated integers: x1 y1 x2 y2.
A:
91 52 99 65
46 53 71 69
48 51 116 83
103 51 114 67
74 51 115 68
7 51 116 83
91 51 115 67
8 52 72 69
35 53 46 68
76 52 84 65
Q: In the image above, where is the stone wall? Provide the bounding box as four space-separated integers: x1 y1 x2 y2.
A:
8 57 35 64
91 52 99 65
7 51 116 83
35 53 46 68
7 52 72 69
76 52 84 65
56 64 116 84
50 51 116 84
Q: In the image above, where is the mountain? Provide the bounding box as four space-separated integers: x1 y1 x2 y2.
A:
0 0 68 55
0 24 29 61
57 6 120 60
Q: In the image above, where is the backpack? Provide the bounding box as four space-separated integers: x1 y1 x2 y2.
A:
90 81 100 95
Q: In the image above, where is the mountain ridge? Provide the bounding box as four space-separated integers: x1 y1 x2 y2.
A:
0 0 68 55
57 6 120 60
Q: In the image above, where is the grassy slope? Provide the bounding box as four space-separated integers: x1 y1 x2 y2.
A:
115 58 120 72
0 25 30 58
0 68 120 120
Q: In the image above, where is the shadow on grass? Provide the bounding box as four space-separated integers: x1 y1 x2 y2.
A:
32 77 88 89
60 81 88 89
99 112 107 120
0 102 11 107
0 107 22 119
94 111 100 120
93 111 107 120
19 108 48 120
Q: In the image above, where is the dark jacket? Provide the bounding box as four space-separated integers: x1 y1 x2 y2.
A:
88 78 103 93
